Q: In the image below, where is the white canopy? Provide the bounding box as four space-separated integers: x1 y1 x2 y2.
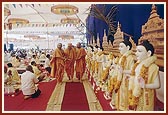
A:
3 3 91 35
3 2 91 49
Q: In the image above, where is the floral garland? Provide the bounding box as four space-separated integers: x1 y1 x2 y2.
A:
129 55 157 110
114 55 126 92
120 55 126 69
110 76 117 93
131 62 140 76
128 62 140 107
97 51 103 56
139 64 148 83
129 64 148 110
102 66 110 81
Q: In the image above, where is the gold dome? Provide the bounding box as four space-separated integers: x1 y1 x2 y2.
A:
60 17 80 24
51 4 78 15
8 18 29 24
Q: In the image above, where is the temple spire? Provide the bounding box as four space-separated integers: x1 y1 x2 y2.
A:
149 4 159 19
117 21 121 31
97 33 100 47
104 29 107 37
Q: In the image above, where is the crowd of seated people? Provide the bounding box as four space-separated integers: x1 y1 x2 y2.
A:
4 48 53 99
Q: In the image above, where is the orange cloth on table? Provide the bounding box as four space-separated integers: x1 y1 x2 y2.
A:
75 48 87 79
64 47 76 79
50 48 65 82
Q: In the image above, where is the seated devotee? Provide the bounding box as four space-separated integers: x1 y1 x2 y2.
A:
39 51 46 59
128 40 160 111
11 53 20 68
6 63 20 84
39 52 46 66
31 61 45 81
21 65 41 100
64 43 76 82
44 54 51 76
22 55 30 66
112 39 134 111
75 42 87 83
30 54 40 65
13 56 21 67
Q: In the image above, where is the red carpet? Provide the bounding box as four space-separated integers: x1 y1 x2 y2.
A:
4 80 57 111
95 89 113 111
61 82 89 111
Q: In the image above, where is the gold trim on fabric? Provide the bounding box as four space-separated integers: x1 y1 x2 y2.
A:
46 82 66 111
83 80 103 111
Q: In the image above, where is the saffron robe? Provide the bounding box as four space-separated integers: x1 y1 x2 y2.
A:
75 47 87 79
50 48 65 82
64 47 76 79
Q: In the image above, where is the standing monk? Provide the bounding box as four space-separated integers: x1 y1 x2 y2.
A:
64 43 76 82
50 43 65 83
75 42 87 82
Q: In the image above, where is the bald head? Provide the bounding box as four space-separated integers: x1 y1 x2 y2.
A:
68 43 72 49
76 42 81 48
68 43 72 46
57 43 62 49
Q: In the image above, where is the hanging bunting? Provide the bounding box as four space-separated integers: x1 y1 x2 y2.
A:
12 4 16 8
19 4 22 8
